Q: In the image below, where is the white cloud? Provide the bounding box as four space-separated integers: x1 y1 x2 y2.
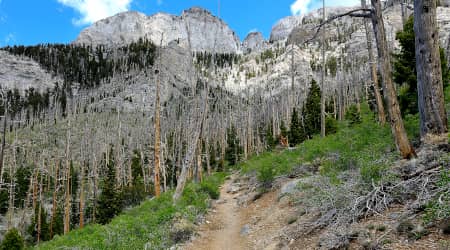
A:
57 0 133 26
290 0 312 16
290 0 361 16
4 33 16 44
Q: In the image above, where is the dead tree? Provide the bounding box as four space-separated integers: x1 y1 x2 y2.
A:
0 91 7 183
371 0 416 158
153 36 163 197
173 20 207 201
50 160 59 238
306 1 415 158
361 0 386 125
64 114 71 234
321 0 326 137
414 0 448 142
79 162 85 229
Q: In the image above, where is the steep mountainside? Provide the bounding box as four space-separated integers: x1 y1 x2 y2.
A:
0 51 60 93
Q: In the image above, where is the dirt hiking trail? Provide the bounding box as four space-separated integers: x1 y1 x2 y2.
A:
182 173 290 250
183 175 249 250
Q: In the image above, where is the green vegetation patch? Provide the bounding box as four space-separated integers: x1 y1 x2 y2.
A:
240 105 397 184
34 172 227 250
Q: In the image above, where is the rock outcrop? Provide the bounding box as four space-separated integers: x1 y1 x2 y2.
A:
269 16 303 43
74 7 241 53
0 51 59 93
242 31 268 54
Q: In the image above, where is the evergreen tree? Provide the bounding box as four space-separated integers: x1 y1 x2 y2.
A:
225 125 242 166
394 16 450 115
303 79 322 138
27 204 50 244
289 108 305 146
96 148 123 225
51 207 64 238
345 105 362 125
15 166 32 208
325 116 338 135
122 150 147 206
264 121 276 149
0 228 24 250
70 161 79 227
0 189 8 215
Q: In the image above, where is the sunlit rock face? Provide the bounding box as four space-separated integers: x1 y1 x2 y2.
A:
74 7 241 54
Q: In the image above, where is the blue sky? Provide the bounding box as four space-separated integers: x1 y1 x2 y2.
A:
0 0 360 46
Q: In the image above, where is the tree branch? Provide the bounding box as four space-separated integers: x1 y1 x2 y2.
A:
301 8 373 45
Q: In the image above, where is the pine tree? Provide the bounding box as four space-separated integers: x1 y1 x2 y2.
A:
225 125 242 166
289 108 305 146
345 105 362 125
325 116 338 135
394 16 450 115
51 207 64 238
303 79 321 138
27 204 50 244
96 148 123 225
0 228 24 250
264 121 276 149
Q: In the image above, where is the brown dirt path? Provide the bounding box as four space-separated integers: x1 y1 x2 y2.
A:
183 176 249 250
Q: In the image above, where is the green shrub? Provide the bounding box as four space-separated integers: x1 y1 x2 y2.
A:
325 116 338 135
360 164 386 184
0 228 24 250
345 105 362 125
200 181 220 199
257 163 275 189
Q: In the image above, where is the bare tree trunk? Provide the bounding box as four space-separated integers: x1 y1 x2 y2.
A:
64 119 71 234
362 0 386 125
37 170 43 243
414 0 448 142
206 138 211 176
197 141 203 183
153 38 163 197
50 161 58 238
321 0 326 137
0 105 6 183
401 0 407 27
173 86 208 201
79 163 85 229
371 0 416 159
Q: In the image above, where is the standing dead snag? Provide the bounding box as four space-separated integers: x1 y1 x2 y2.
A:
153 36 164 197
64 114 71 234
320 0 326 138
370 0 416 159
0 91 7 183
361 0 386 125
308 2 416 158
50 161 59 238
414 0 448 142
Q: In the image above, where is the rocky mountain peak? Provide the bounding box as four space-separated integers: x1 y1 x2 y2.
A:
74 7 241 53
269 15 303 42
182 6 213 16
242 31 267 54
